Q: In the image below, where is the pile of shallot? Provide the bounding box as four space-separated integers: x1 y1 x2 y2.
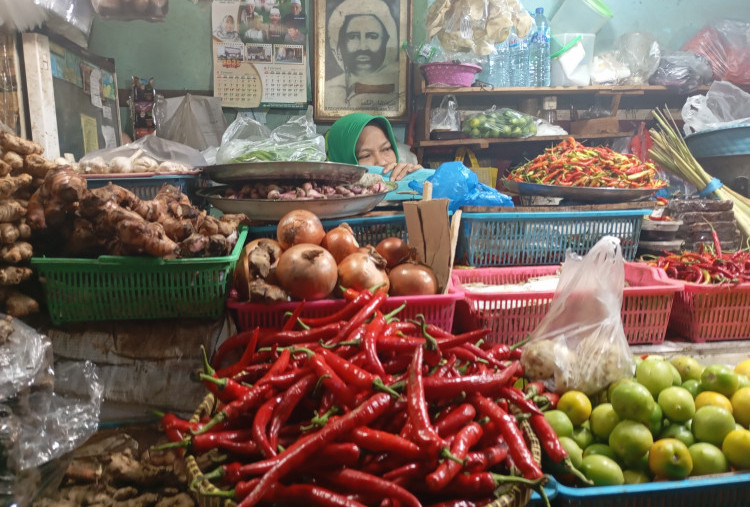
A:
233 209 438 303
225 180 390 201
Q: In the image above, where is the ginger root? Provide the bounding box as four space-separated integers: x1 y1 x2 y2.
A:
0 241 32 264
0 160 11 178
0 220 30 244
5 292 38 317
0 266 32 285
24 153 58 179
0 173 32 200
0 200 26 223
114 219 180 257
2 151 23 172
0 131 44 156
27 167 87 229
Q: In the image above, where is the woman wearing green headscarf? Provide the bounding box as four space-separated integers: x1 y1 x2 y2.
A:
326 113 423 181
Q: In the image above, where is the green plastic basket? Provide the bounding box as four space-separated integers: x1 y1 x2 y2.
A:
31 227 247 324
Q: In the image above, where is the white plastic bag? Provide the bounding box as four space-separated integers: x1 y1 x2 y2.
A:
682 80 750 135
156 94 227 152
80 135 207 169
520 236 634 395
430 95 460 132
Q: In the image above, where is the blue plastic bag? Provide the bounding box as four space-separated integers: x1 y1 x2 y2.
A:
408 161 514 211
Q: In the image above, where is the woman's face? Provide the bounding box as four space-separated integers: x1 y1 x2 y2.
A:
355 125 396 167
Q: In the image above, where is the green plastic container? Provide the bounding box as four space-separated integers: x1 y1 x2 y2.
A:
31 227 248 324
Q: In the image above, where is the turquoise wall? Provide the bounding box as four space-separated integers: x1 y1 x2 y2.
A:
88 0 750 140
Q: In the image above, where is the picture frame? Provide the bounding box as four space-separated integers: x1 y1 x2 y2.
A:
313 0 410 122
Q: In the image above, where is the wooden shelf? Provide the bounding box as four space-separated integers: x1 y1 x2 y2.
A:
416 132 633 149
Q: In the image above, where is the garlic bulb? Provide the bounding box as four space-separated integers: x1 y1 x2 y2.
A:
79 156 107 174
108 156 132 174
132 156 159 173
157 160 190 173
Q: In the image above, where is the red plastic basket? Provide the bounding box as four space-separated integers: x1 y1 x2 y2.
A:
668 280 750 342
227 285 463 332
452 262 681 346
421 62 482 87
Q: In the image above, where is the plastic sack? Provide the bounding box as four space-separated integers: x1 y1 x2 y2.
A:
33 0 94 48
615 32 661 85
683 19 750 85
91 0 168 22
156 94 227 152
408 160 514 211
80 135 207 171
649 51 713 94
430 95 460 132
217 107 326 164
590 51 631 85
520 236 634 395
462 106 537 138
681 80 750 135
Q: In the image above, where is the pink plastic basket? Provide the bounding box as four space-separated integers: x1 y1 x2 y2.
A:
668 280 750 342
452 262 681 346
421 62 482 87
227 284 463 332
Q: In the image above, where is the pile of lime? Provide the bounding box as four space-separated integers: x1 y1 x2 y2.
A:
461 108 537 139
544 356 750 486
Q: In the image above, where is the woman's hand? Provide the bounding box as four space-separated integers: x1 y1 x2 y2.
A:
382 162 423 181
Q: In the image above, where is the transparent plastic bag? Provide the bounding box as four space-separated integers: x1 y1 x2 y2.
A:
408 160 514 212
430 95 460 132
683 19 750 85
91 0 168 22
615 32 661 85
681 80 750 135
649 51 713 94
156 94 227 152
80 135 207 172
520 237 635 395
462 106 536 138
216 107 326 164
590 51 631 85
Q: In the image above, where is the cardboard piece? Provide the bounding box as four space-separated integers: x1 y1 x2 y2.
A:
403 198 456 294
570 116 620 135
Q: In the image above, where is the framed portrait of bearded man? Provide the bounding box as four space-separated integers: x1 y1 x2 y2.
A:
314 0 410 121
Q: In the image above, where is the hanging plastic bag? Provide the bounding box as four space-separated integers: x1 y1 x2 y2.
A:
649 51 713 94
681 80 750 135
91 0 168 22
615 32 661 85
683 19 750 85
520 236 634 395
156 94 227 152
430 95 460 132
216 107 326 164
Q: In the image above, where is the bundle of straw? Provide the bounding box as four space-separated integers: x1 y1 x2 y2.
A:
649 107 750 240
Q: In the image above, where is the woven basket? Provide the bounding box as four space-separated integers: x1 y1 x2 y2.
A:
185 393 541 507
421 62 482 87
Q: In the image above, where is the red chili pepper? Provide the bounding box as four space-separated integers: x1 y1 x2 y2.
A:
236 392 392 507
441 470 542 499
426 422 484 492
281 301 306 331
215 328 261 379
310 353 357 409
156 429 260 456
299 290 373 328
472 393 543 481
263 482 366 507
498 385 544 415
331 291 387 344
434 402 477 438
362 311 387 377
349 426 422 459
464 443 509 473
422 361 522 400
257 322 344 348
321 468 421 507
252 393 283 458
406 347 446 457
267 373 317 451
529 413 590 484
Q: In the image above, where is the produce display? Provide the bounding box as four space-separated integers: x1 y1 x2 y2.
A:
462 108 537 139
28 167 244 258
158 294 556 506
646 232 750 284
225 180 391 201
542 354 750 487
233 209 437 304
507 137 667 189
76 153 194 175
226 144 326 164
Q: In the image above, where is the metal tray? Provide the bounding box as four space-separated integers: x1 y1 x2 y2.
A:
501 179 657 203
197 185 395 221
203 161 366 185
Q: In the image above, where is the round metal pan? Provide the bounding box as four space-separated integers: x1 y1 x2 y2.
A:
203 161 366 185
197 184 395 221
500 179 657 203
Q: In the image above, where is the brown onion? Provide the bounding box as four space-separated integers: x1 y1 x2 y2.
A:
388 262 439 296
375 237 413 269
277 209 325 250
322 223 360 264
276 244 338 300
338 247 390 294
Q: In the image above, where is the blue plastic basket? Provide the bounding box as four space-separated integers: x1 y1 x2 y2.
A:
553 472 750 506
685 123 750 158
85 174 201 201
247 214 408 246
456 209 649 267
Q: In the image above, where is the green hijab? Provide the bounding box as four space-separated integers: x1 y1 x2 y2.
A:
326 113 399 165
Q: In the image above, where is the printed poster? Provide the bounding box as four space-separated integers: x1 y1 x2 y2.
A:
212 0 308 108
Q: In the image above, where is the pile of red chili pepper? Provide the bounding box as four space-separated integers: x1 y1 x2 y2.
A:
647 231 750 284
156 289 587 506
507 137 667 189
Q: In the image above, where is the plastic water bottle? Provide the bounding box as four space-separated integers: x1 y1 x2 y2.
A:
488 39 510 87
508 26 528 87
529 7 551 87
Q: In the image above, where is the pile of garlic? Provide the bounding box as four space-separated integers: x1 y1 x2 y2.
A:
76 150 192 175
